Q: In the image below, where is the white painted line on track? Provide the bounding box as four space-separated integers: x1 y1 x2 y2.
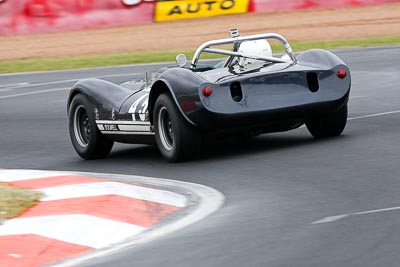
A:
312 205 400 224
0 87 70 99
312 215 349 224
0 214 145 248
349 95 368 99
0 73 136 90
40 181 187 207
0 61 173 76
100 73 137 78
0 82 30 88
348 109 400 120
3 79 78 89
49 171 225 267
298 109 400 129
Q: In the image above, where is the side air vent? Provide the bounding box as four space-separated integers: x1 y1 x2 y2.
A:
230 82 243 102
306 72 319 92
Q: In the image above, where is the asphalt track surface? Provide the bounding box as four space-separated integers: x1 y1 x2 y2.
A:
1 46 400 267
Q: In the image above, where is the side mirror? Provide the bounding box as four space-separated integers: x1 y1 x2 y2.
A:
176 54 187 67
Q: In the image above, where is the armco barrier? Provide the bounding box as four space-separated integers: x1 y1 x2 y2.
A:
0 0 398 35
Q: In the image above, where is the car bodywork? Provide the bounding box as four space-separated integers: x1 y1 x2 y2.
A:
67 32 350 146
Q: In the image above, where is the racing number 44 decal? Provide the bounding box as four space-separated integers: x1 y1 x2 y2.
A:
129 93 150 122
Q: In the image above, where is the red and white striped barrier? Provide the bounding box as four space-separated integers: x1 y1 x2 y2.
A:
0 170 187 267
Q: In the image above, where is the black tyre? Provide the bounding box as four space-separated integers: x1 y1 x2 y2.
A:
153 94 201 162
306 104 348 138
69 94 114 159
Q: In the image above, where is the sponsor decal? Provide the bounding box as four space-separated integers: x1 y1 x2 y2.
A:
104 124 119 131
155 0 250 22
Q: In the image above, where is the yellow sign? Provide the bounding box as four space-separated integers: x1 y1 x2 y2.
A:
155 0 250 22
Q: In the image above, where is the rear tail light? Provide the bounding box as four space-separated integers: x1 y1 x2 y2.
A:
202 87 213 97
337 69 347 79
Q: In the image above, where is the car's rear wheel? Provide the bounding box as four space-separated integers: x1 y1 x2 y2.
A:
306 104 348 138
69 94 114 159
153 94 201 162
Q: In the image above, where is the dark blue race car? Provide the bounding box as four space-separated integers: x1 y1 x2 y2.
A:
67 29 351 162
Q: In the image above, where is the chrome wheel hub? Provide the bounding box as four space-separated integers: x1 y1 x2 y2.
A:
158 107 174 151
74 105 90 147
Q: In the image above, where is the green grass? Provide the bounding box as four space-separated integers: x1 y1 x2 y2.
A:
1 35 399 74
0 183 42 223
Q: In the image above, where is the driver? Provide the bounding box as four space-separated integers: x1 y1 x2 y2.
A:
237 39 272 68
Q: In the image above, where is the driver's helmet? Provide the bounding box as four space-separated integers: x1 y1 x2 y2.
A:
238 39 272 68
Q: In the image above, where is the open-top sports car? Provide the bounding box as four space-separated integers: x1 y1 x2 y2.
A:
67 29 351 162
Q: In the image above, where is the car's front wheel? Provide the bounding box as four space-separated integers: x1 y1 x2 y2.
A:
153 94 201 162
69 94 114 159
306 104 348 138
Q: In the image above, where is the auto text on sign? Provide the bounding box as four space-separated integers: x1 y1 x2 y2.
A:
155 0 250 22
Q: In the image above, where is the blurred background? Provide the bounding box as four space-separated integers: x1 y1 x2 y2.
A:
0 0 399 72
